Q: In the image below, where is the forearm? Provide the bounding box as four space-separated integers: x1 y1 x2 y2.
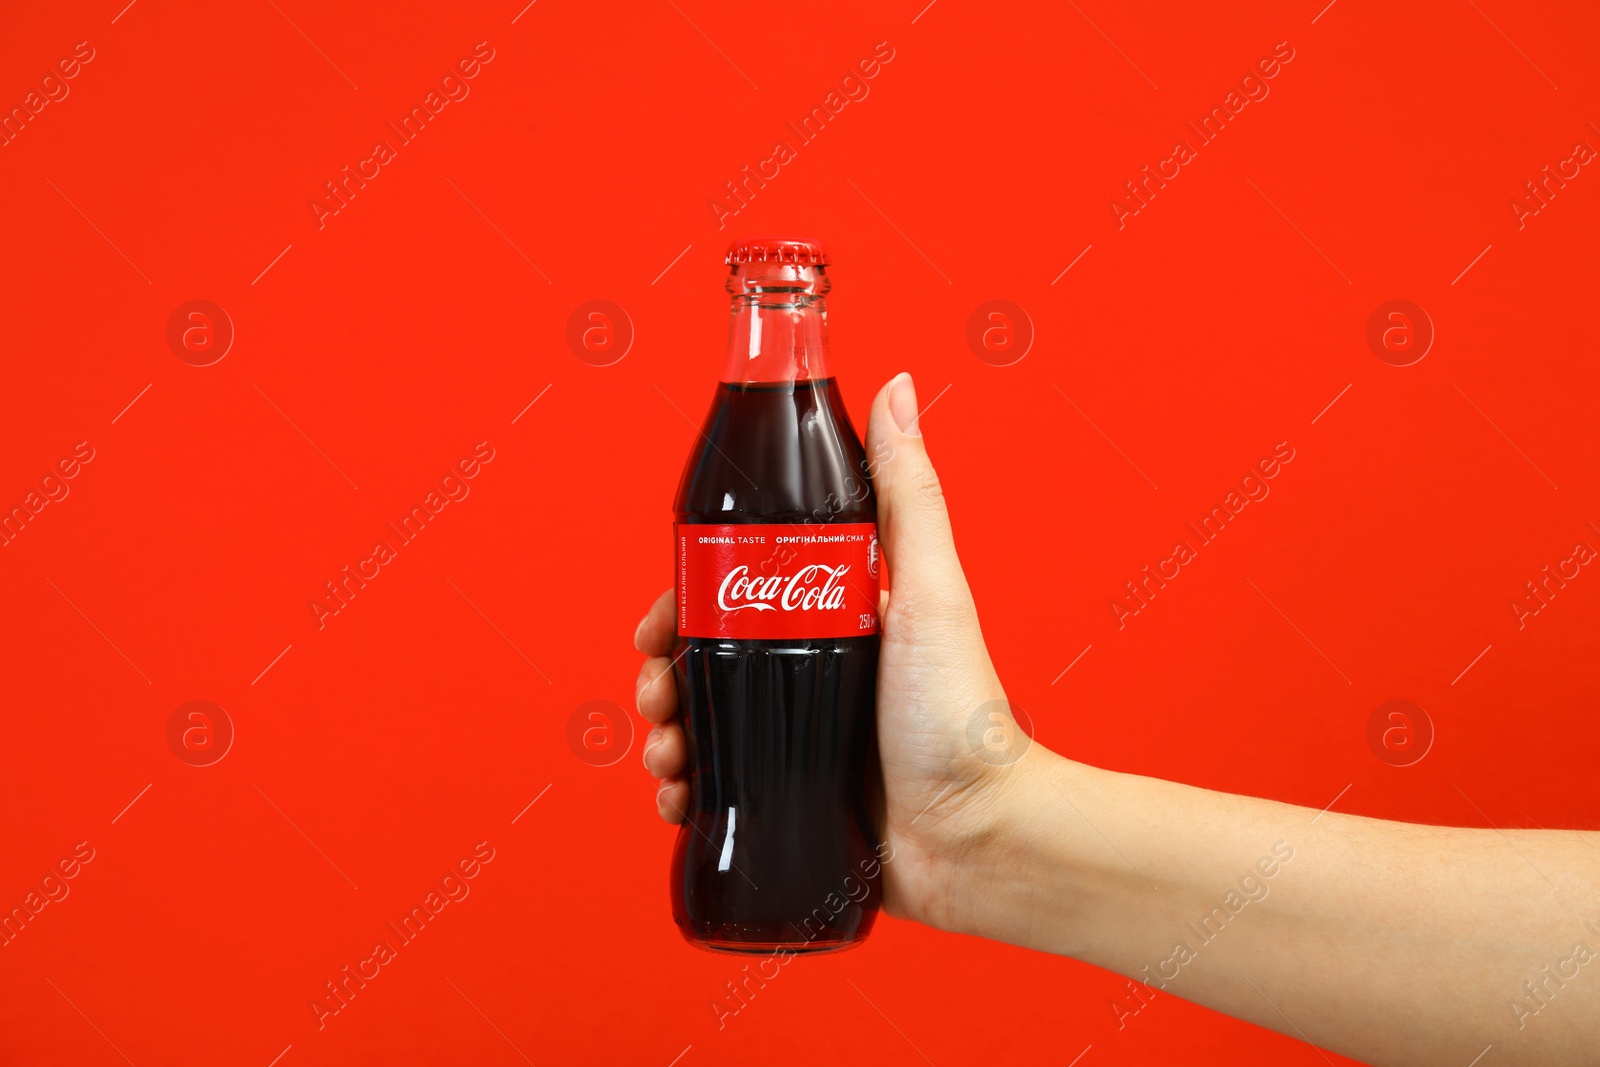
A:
953 750 1600 1066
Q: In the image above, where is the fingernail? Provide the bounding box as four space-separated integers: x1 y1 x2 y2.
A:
632 614 649 651
642 726 663 768
655 779 675 809
889 372 921 437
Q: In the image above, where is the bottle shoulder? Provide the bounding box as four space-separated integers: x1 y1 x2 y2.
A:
673 379 876 524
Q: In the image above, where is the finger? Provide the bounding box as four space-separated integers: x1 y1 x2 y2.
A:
655 778 689 824
634 655 678 724
642 722 686 779
633 588 676 656
865 373 981 630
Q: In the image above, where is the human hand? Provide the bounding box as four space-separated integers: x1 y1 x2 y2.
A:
633 372 1040 935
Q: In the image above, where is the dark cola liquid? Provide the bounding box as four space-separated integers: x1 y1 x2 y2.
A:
671 378 882 953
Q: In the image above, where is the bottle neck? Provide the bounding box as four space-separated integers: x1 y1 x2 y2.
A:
720 262 832 383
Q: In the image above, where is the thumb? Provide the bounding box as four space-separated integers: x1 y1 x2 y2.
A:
865 373 982 639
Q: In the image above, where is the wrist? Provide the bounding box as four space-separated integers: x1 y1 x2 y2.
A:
930 746 1099 956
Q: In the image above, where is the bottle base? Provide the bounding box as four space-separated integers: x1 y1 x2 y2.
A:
678 928 870 956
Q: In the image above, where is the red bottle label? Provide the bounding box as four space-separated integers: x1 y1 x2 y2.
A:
676 522 881 639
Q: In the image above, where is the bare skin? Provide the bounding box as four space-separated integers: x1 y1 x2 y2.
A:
635 373 1600 1067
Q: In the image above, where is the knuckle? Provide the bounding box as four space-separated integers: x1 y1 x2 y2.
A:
911 466 946 508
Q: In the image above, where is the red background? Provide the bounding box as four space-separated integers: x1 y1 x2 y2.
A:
2 1 1597 1063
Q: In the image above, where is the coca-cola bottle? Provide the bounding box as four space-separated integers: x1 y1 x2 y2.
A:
670 237 883 953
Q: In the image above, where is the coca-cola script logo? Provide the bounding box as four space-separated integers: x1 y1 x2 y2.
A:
678 522 879 639
718 564 852 614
